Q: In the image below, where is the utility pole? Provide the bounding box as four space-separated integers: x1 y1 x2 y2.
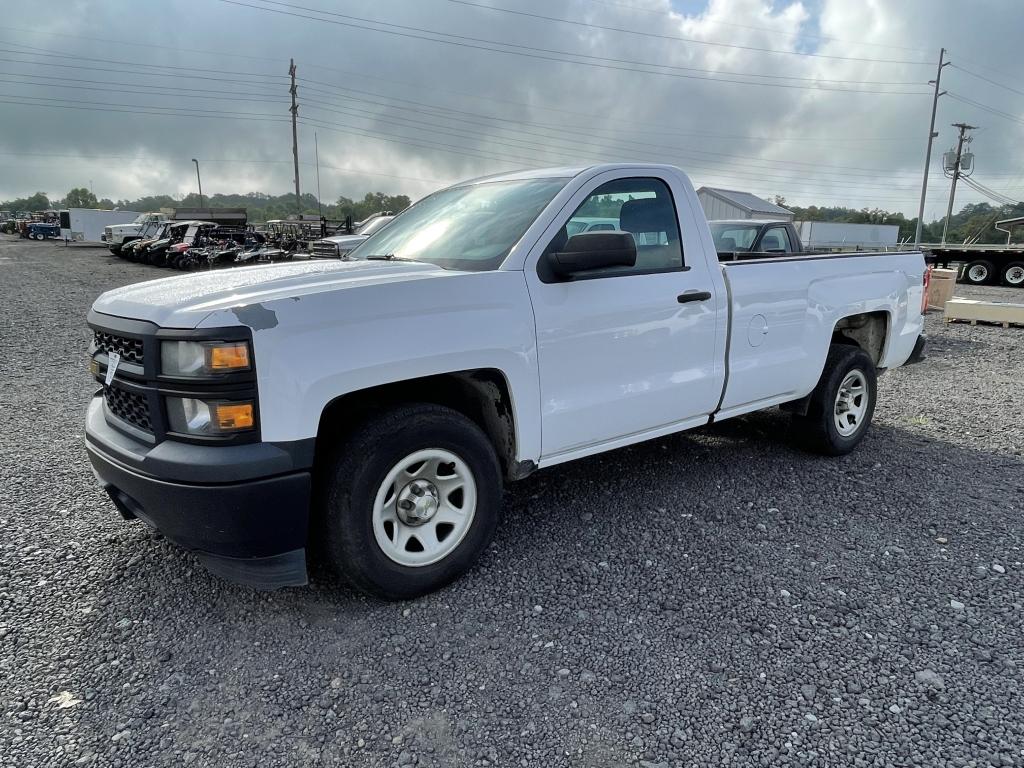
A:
289 58 301 216
191 158 203 208
941 122 977 245
915 48 949 246
314 131 323 220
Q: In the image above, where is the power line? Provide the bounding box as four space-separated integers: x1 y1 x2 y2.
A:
446 0 934 65
296 65 918 144
947 92 1024 127
0 74 287 105
0 54 286 87
297 112 929 197
296 79 924 180
298 94 923 185
0 42 287 80
0 27 289 67
961 176 1021 206
0 96 290 123
0 91 284 118
218 0 930 94
950 64 1024 99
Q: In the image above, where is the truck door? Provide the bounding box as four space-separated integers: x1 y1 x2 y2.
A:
525 172 723 459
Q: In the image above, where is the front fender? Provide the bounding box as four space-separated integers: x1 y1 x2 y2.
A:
197 271 542 464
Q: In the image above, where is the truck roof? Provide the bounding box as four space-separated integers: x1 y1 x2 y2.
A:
455 163 687 187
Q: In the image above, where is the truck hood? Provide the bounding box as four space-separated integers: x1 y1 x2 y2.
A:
319 233 368 247
91 259 452 328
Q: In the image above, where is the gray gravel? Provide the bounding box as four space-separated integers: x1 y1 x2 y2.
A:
2 237 1022 767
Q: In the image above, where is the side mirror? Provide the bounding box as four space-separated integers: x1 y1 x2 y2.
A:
547 231 637 278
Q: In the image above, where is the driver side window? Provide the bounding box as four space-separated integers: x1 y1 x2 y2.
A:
544 177 684 278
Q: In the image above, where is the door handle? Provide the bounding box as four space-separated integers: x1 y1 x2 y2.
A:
677 290 712 304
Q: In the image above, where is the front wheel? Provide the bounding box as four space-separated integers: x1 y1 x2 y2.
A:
318 404 503 600
792 345 877 456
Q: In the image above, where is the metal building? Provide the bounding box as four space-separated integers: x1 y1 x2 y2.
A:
696 187 795 222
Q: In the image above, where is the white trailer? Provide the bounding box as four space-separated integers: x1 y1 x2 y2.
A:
59 209 146 245
796 221 900 251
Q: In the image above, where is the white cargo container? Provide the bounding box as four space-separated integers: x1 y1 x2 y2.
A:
796 221 900 251
59 209 146 244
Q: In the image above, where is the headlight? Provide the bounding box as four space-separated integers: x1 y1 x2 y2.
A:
161 341 251 376
166 397 255 435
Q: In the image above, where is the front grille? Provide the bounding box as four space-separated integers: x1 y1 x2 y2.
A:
103 385 152 433
311 240 338 258
93 330 144 365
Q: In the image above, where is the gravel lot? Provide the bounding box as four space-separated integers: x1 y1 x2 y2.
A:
1 236 1022 768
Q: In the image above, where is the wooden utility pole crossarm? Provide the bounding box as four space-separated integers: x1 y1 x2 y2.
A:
289 59 301 215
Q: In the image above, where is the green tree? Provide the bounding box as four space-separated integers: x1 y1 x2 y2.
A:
63 187 98 208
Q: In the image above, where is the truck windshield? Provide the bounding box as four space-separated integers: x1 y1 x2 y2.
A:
356 216 393 236
709 222 761 252
348 177 570 271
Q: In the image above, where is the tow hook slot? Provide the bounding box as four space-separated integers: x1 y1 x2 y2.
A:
106 487 142 520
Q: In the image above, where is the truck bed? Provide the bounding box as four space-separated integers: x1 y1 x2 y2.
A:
715 249 925 419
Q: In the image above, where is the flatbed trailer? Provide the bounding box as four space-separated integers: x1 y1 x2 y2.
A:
922 244 1024 287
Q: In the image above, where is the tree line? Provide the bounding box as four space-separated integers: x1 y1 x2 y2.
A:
0 188 412 225
4 186 1022 244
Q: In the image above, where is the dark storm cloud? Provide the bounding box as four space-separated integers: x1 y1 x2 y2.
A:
0 0 1020 216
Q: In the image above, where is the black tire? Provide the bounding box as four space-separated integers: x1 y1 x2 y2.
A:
1000 261 1024 287
792 345 877 456
963 259 996 285
318 403 503 600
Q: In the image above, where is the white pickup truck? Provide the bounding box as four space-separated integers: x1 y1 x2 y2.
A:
85 164 926 598
103 212 170 254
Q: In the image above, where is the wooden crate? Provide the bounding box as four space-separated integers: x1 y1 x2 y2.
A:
927 268 958 311
944 298 1024 328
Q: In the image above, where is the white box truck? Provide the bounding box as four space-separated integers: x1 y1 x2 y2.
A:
59 209 146 245
795 221 900 251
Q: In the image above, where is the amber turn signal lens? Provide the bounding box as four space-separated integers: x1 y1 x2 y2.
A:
214 402 255 430
207 343 250 371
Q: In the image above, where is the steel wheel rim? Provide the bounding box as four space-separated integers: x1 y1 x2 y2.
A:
968 264 989 282
372 448 477 567
1006 266 1024 285
834 369 869 437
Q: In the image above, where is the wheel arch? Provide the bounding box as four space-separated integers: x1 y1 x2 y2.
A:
830 310 890 367
314 368 529 482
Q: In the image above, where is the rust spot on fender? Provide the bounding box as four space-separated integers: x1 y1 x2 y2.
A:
231 303 278 331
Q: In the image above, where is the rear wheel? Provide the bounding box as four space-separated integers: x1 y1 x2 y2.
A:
793 345 877 456
318 404 503 600
963 260 996 285
1001 261 1024 287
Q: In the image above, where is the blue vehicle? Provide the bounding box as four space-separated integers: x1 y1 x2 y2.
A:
26 222 61 240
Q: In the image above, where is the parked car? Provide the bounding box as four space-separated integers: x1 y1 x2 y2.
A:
309 214 394 259
708 219 804 258
85 164 927 599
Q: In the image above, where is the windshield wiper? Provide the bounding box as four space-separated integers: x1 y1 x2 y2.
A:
365 253 421 262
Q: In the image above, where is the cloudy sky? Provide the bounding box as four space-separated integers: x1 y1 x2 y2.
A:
1 0 1021 218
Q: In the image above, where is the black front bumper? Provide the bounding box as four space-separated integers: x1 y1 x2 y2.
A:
86 397 313 588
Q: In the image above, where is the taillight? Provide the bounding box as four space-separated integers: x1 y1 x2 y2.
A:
169 243 190 253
